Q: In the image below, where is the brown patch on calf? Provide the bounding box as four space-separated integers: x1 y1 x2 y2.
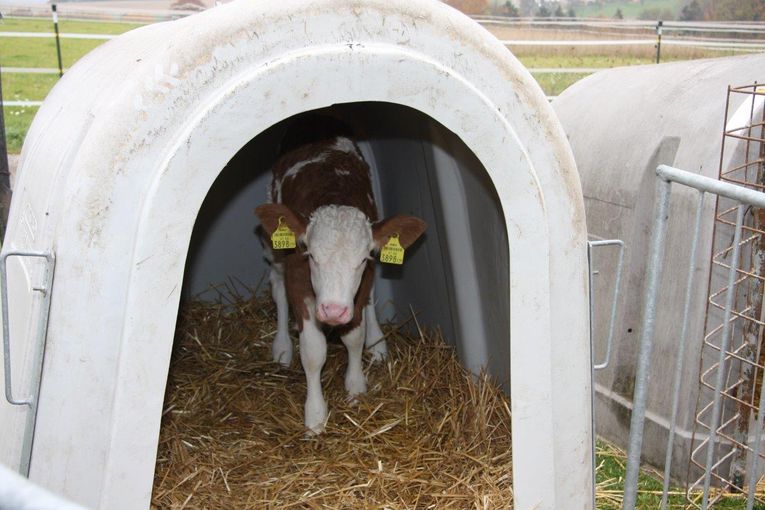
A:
272 140 378 223
373 215 427 250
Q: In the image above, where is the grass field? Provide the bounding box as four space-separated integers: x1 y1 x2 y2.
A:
594 440 765 509
533 72 590 96
3 72 58 100
2 70 52 152
0 36 106 68
3 106 38 154
1 17 143 152
493 26 747 64
0 17 145 34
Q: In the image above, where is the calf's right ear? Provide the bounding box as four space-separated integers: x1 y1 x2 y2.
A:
255 204 306 237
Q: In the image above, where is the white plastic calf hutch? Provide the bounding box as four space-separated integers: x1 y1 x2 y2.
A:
0 1 593 508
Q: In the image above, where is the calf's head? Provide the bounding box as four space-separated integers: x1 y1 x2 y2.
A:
256 203 426 326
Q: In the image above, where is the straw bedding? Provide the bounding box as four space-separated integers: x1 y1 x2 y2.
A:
151 291 513 509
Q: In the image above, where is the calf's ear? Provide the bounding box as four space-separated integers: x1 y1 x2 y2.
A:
255 204 306 237
372 215 427 250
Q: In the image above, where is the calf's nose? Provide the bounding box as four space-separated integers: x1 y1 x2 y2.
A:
318 303 351 325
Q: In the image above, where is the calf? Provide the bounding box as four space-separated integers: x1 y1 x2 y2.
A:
256 133 426 434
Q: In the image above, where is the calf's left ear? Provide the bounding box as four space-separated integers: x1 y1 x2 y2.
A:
255 203 306 238
372 215 427 250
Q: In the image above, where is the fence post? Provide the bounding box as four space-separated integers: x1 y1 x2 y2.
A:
656 20 663 64
51 4 63 77
622 173 672 510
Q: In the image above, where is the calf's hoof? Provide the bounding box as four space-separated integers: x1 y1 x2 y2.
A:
345 372 368 399
304 397 328 434
366 339 388 363
272 333 293 367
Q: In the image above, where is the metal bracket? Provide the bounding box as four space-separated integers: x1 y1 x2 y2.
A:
587 239 625 371
2 250 55 476
2 250 55 407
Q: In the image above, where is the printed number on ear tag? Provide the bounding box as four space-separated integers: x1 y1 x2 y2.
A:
271 216 296 249
380 233 405 265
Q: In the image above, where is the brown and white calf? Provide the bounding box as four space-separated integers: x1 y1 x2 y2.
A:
255 135 426 433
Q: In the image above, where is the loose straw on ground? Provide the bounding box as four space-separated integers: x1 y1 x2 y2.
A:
151 287 765 509
152 292 513 509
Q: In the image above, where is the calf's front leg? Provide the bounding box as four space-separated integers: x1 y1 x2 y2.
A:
364 295 387 363
300 313 328 434
342 314 367 399
270 263 292 366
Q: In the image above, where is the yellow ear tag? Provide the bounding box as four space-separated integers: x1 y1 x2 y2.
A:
380 233 405 265
271 216 296 249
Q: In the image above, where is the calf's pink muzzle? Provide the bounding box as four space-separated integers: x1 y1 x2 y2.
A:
317 302 352 325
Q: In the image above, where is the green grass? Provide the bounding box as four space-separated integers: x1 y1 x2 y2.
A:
0 36 105 68
0 16 144 35
0 16 138 69
3 106 38 154
533 72 591 96
515 50 744 69
517 46 747 96
0 18 132 153
576 0 682 19
595 439 765 509
517 54 656 68
2 73 58 101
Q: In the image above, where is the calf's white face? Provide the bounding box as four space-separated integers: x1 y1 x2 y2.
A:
255 202 426 328
305 205 373 325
